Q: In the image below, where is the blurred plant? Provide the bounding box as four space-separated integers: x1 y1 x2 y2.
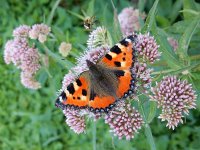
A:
29 23 51 43
118 7 146 36
3 24 51 89
167 37 178 52
59 42 72 57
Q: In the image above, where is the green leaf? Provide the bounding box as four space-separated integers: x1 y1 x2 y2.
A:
138 99 156 150
180 9 200 16
87 0 95 16
67 10 85 20
147 101 157 123
110 0 122 43
47 0 61 25
183 0 198 19
169 0 183 23
151 26 182 69
138 0 146 12
141 0 159 33
177 15 200 62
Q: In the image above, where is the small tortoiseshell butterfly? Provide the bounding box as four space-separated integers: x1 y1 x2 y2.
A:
55 35 137 113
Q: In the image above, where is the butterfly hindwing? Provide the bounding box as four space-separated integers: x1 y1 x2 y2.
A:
88 94 116 113
56 75 90 109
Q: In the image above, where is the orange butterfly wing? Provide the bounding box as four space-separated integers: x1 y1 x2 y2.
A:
55 74 116 113
55 75 90 110
101 35 136 99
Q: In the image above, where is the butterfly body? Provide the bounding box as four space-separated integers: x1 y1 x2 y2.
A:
56 35 137 113
87 60 119 98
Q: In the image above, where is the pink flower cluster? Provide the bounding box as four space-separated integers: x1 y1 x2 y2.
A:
29 24 51 43
63 109 86 134
118 7 146 36
130 33 160 94
4 24 51 89
133 62 153 92
150 76 196 129
87 26 109 49
136 33 160 63
105 102 143 140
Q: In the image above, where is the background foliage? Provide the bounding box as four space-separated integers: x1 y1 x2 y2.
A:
0 0 200 149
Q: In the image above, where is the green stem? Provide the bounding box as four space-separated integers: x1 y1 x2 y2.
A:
47 0 61 25
93 121 97 150
138 100 156 150
40 54 52 78
144 124 157 150
152 68 175 75
43 45 74 69
152 62 200 75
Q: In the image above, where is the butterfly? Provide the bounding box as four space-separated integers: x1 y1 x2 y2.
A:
55 35 137 113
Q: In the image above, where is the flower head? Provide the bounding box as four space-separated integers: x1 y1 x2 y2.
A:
136 33 160 63
20 47 41 75
8 38 29 67
105 102 143 140
150 76 196 129
59 42 72 57
20 72 41 89
4 24 42 89
133 62 153 92
29 23 51 43
118 7 146 36
4 40 14 64
63 108 86 134
87 26 110 49
13 25 31 37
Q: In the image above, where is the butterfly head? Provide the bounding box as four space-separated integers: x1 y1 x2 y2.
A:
86 60 100 76
86 59 95 68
